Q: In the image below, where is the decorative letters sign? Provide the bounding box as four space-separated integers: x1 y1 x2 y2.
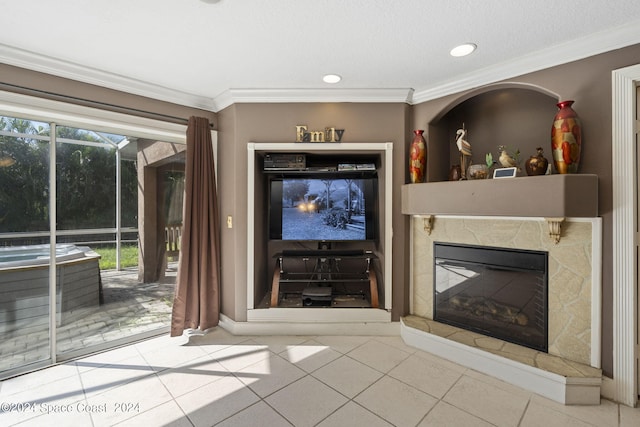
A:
295 125 345 143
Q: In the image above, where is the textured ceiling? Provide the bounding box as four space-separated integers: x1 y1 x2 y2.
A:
1 0 640 111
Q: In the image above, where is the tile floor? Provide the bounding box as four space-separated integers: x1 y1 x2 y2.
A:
0 328 639 427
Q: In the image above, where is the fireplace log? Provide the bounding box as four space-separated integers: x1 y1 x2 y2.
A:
448 294 529 326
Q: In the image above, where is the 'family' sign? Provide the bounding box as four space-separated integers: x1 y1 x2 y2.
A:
295 125 345 143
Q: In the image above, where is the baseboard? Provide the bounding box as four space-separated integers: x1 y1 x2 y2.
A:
218 313 400 336
401 318 602 405
600 376 615 401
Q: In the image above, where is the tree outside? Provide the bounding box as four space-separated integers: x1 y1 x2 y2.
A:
0 116 137 236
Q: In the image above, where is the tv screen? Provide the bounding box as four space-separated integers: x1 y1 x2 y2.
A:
269 176 377 241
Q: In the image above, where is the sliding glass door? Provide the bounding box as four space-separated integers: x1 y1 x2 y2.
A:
0 117 52 374
0 115 183 378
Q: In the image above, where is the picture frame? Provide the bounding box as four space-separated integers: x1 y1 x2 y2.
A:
493 167 518 179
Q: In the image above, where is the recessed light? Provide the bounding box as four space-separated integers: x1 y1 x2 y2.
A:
450 43 477 57
323 74 342 84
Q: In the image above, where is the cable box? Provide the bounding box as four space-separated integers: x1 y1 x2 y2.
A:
263 153 306 170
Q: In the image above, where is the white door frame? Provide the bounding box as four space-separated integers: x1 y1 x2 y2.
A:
612 63 640 407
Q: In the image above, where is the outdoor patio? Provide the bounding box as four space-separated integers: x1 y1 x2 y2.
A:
0 265 175 374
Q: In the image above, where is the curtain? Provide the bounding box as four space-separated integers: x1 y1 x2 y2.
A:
170 116 220 336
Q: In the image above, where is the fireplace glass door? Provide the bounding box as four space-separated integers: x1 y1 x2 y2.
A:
434 243 548 352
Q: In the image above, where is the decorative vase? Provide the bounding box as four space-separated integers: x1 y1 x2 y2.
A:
551 100 582 174
409 130 427 183
525 147 549 176
467 164 490 180
449 164 462 181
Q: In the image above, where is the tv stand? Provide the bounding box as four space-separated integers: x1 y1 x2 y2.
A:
270 250 379 308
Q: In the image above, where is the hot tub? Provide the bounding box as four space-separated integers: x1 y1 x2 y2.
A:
0 244 101 333
0 244 91 267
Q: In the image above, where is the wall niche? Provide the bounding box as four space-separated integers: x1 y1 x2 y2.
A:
426 86 559 182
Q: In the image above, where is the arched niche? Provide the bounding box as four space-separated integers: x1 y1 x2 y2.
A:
426 83 559 182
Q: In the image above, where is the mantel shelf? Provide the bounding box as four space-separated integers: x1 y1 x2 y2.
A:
401 174 598 218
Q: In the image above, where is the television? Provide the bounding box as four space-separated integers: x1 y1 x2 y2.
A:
268 174 377 241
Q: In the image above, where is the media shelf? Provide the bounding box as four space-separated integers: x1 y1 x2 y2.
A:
270 250 379 308
247 142 393 323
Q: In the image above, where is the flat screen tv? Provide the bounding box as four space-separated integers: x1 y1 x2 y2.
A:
269 175 377 241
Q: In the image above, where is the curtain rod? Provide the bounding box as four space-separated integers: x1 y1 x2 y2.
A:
0 82 215 128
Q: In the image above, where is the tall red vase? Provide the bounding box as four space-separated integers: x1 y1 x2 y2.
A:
551 100 582 174
409 130 427 183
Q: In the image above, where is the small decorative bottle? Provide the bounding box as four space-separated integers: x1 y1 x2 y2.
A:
409 130 427 183
449 164 462 181
525 147 549 176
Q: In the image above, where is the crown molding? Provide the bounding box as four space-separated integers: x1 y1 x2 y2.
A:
412 19 640 105
0 43 413 111
212 88 414 111
2 17 639 112
0 43 412 112
0 43 217 111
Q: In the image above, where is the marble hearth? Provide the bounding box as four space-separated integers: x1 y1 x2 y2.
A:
400 175 602 405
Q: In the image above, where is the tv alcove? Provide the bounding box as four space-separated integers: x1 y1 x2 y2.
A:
246 142 393 324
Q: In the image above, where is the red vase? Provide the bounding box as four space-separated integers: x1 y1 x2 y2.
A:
551 100 582 174
409 130 427 183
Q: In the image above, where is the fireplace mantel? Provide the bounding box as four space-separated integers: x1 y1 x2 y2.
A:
401 174 598 218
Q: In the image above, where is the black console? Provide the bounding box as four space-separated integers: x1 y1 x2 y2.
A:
301 286 332 306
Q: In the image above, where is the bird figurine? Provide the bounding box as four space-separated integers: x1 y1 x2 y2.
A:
455 128 472 157
455 126 472 179
498 145 520 170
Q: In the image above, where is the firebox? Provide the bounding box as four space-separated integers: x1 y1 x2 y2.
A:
434 242 548 352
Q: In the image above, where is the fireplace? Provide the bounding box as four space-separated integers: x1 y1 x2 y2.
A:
434 242 548 352
403 214 601 405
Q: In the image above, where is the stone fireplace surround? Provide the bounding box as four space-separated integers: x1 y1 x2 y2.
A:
400 174 603 405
